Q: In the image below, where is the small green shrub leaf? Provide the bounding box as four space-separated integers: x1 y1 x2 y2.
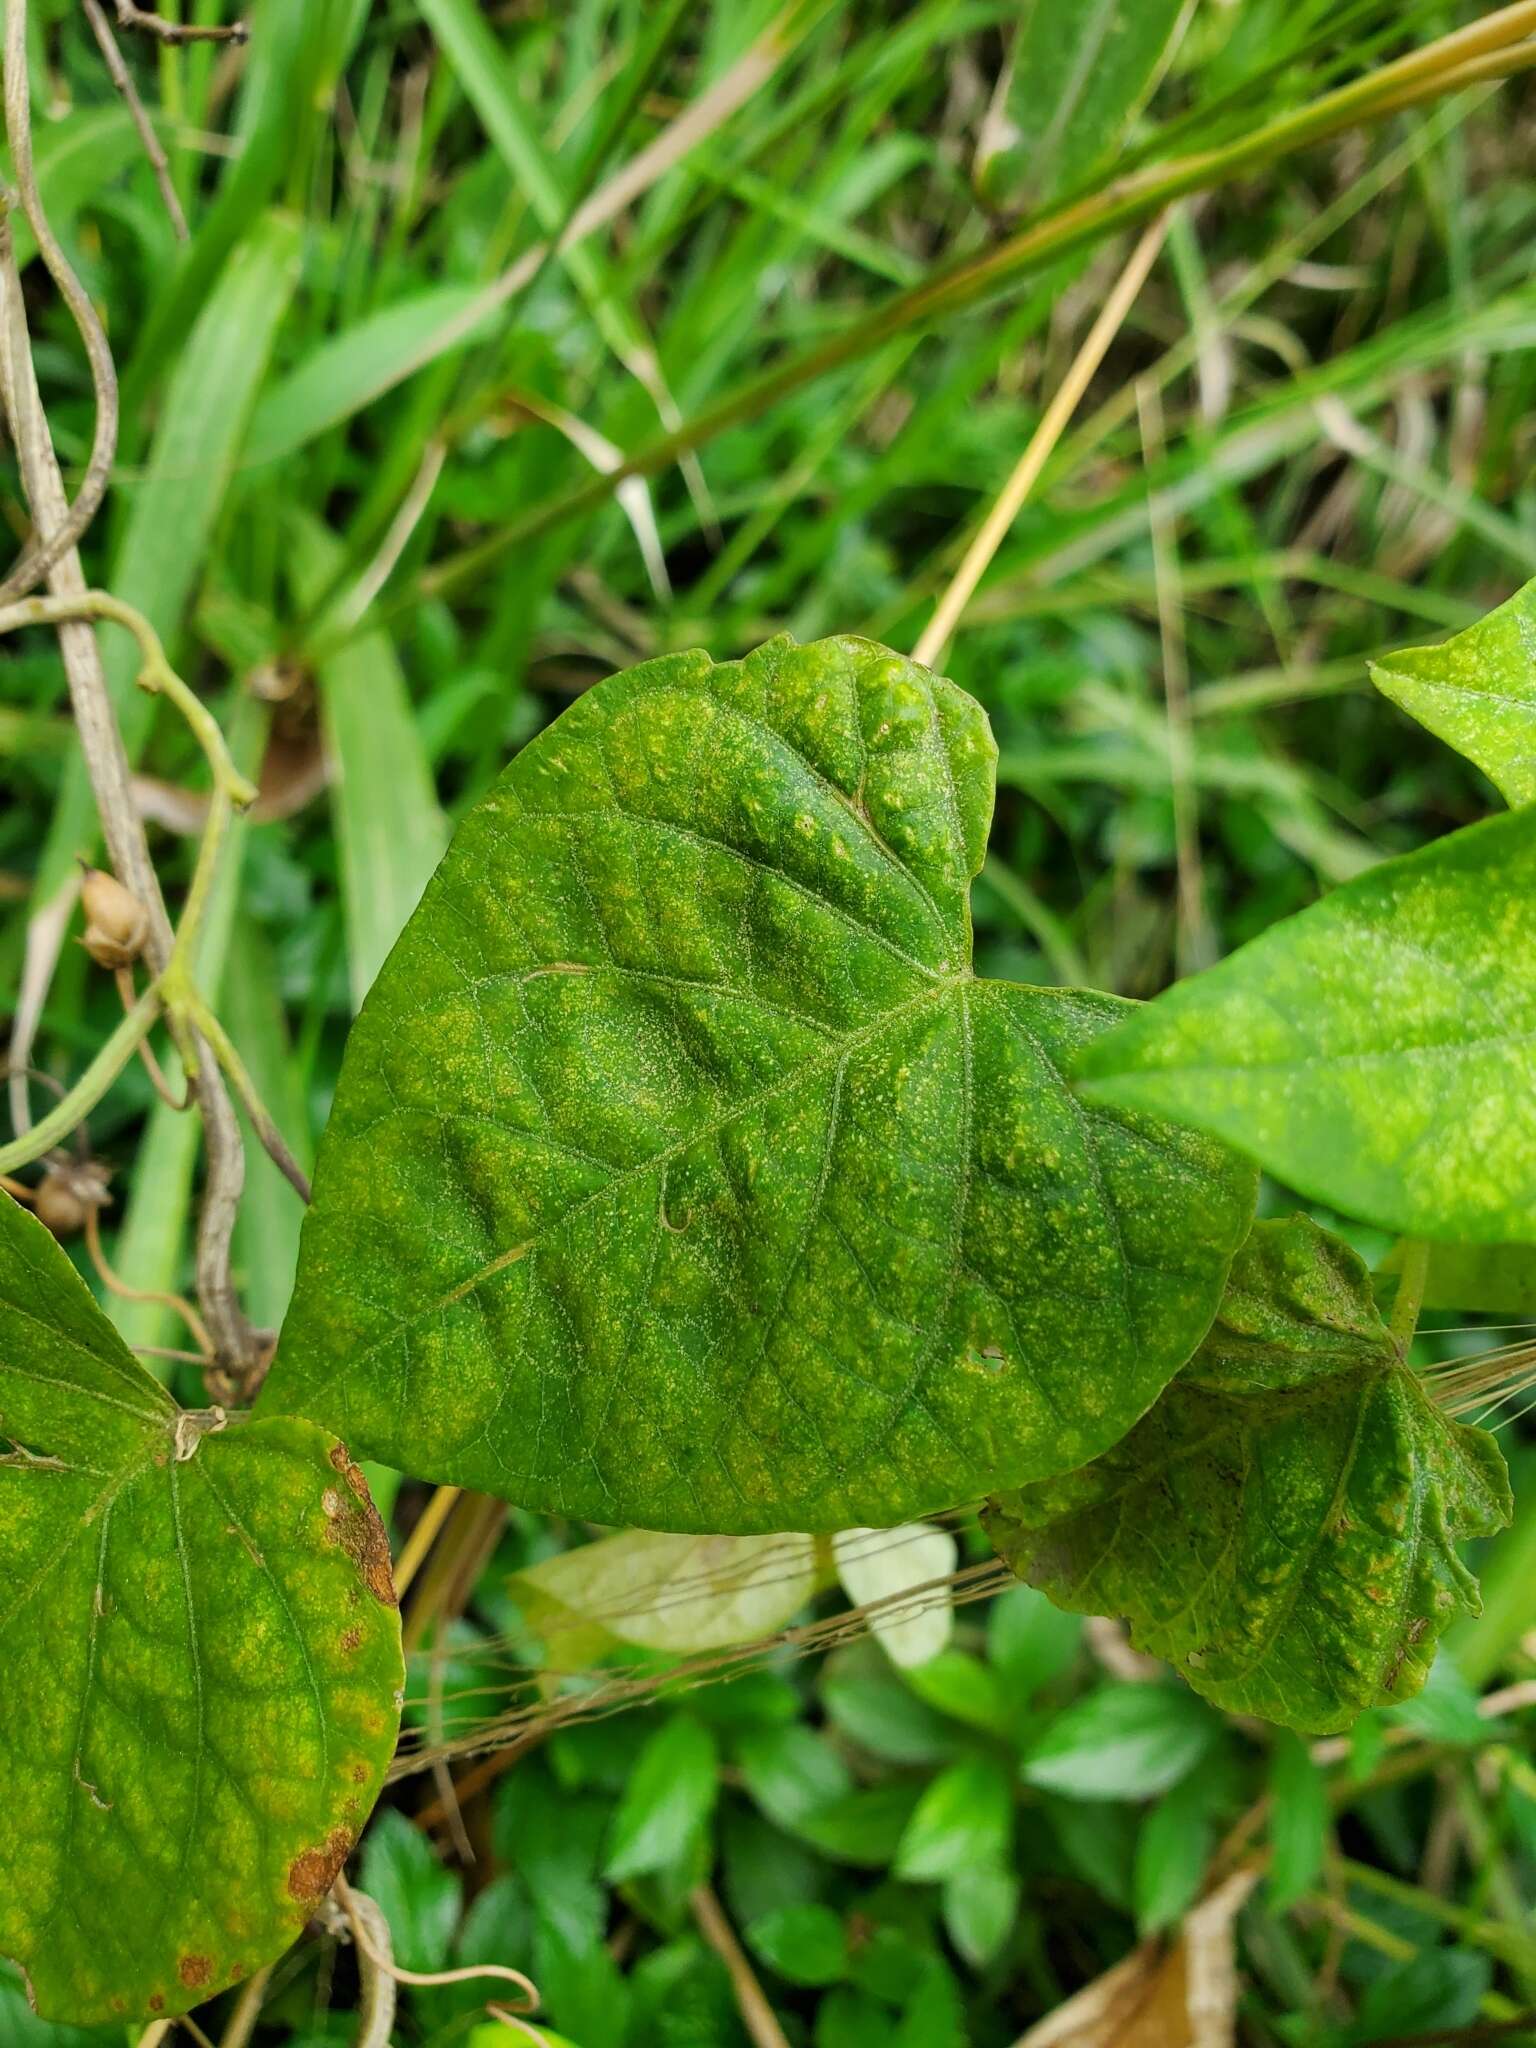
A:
1021 1682 1218 1801
603 1715 718 1880
1266 1732 1329 1910
264 636 1255 1531
986 1219 1512 1734
1371 579 1536 806
358 1807 462 1976
894 1758 1013 1881
942 1862 1019 1969
746 1903 849 1986
0 1194 402 2023
1075 809 1536 1242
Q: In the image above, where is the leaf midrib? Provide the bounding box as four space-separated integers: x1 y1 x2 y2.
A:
323 971 974 1374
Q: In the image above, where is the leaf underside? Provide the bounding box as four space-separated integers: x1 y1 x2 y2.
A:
0 1194 402 2024
1075 806 1536 1244
985 1218 1511 1734
1371 574 1536 807
264 635 1255 1532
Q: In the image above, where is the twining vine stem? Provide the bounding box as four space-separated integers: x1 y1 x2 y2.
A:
0 0 306 1382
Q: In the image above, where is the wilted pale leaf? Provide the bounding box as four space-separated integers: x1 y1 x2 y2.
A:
515 1527 817 1655
1077 809 1536 1243
1020 1870 1256 2048
0 1194 402 2023
834 1523 958 1668
265 636 1254 1532
1372 577 1536 806
987 1218 1511 1734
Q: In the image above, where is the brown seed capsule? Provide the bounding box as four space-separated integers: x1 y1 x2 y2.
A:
32 1167 89 1237
78 867 149 969
30 1160 112 1240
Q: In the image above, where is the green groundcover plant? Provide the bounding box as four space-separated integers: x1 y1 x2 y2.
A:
9 0 1536 2030
5 589 1533 2020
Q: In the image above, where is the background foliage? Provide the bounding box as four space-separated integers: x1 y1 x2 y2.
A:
3 1 1536 2042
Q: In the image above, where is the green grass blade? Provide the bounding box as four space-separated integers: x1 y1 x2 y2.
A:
286 513 448 1012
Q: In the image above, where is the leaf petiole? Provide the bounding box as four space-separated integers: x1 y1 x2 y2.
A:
0 982 160 1175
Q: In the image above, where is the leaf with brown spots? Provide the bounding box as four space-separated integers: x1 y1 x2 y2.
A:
986 1219 1511 1733
0 1194 404 2023
262 636 1255 1532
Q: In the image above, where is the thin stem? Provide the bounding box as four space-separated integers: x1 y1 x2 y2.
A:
1139 368 1212 974
82 0 190 241
0 243 257 1370
6 869 80 1138
912 209 1171 668
0 591 256 807
0 986 160 1176
186 998 312 1203
215 1964 273 2048
111 2 248 44
393 1484 463 1600
84 1202 212 1360
0 0 120 602
333 1874 538 2006
690 1885 791 2048
158 785 233 1044
115 967 191 1110
0 590 257 1081
1390 1240 1431 1352
1335 1856 1536 1972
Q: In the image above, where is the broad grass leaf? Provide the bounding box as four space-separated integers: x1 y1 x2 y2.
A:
1379 1238 1536 1315
264 636 1255 1531
244 285 497 466
987 1218 1512 1734
1076 808 1536 1242
287 513 449 1013
977 0 1188 212
1371 578 1536 806
0 1195 402 2023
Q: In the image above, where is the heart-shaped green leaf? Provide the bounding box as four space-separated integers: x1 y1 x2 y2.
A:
0 1193 402 2024
1371 577 1536 806
985 1217 1511 1734
263 636 1255 1531
1076 807 1536 1242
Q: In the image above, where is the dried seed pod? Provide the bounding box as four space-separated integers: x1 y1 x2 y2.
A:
32 1169 86 1237
30 1160 112 1240
78 867 149 968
